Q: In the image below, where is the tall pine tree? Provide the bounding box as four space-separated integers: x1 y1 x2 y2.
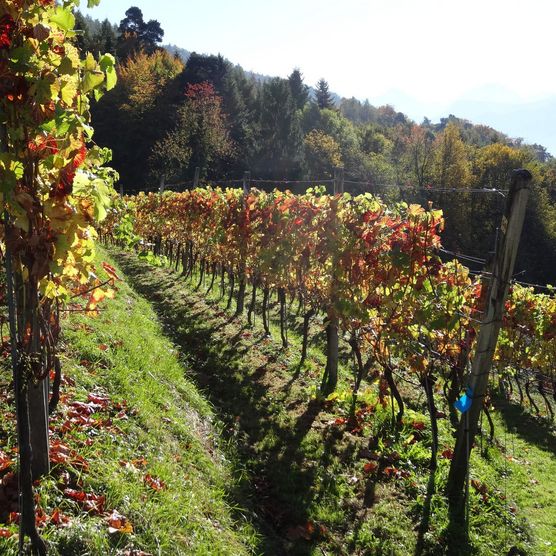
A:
315 78 334 110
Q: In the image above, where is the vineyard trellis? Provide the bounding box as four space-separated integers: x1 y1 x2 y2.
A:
102 166 555 509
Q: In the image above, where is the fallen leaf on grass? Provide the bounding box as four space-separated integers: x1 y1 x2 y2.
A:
0 451 13 473
144 474 166 491
87 393 110 409
107 509 134 534
63 488 105 514
49 509 71 527
50 441 89 471
0 528 13 538
440 449 453 460
363 461 379 474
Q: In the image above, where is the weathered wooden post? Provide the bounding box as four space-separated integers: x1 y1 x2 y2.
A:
447 169 532 502
159 175 165 193
193 166 200 188
235 171 251 316
321 167 344 394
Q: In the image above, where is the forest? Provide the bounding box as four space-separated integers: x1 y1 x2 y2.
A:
77 7 556 286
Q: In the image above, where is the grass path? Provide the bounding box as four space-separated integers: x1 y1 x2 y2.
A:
109 246 555 556
0 248 260 555
3 244 553 555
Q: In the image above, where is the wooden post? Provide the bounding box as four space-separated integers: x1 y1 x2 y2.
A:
235 171 251 316
322 167 345 395
447 169 532 501
193 167 200 188
334 166 344 195
243 170 250 195
159 175 165 194
28 379 50 479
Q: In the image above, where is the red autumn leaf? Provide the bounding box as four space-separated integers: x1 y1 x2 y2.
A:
71 144 87 170
63 488 86 502
102 262 121 282
98 344 109 351
0 528 13 538
87 393 110 409
411 421 425 431
107 509 133 534
50 509 70 527
63 489 105 515
35 507 48 527
363 461 379 474
144 474 166 491
0 15 15 50
440 449 453 460
0 450 13 473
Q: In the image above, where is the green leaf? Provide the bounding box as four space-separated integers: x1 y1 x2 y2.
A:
50 6 75 32
9 45 34 68
58 56 77 76
84 52 97 71
82 70 104 94
104 64 116 91
87 0 102 7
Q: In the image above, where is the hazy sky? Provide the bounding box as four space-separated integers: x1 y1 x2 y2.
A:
82 0 556 150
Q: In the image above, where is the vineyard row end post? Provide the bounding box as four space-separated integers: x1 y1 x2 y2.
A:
447 168 532 503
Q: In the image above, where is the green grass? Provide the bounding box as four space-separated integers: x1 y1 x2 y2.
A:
2 244 554 555
0 248 260 555
102 246 555 555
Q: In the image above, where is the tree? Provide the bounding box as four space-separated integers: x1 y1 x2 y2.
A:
74 10 93 54
474 143 529 189
304 130 342 178
432 122 472 189
117 6 164 58
150 82 233 181
315 78 334 110
256 78 304 179
175 53 259 175
91 49 183 190
93 19 118 56
403 125 436 187
288 68 309 111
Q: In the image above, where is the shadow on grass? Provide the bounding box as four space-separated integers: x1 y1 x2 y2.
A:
111 249 350 556
494 395 556 457
415 470 436 556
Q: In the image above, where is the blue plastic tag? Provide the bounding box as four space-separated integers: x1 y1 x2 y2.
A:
454 387 473 413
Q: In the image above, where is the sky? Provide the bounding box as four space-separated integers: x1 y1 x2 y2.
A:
82 0 556 153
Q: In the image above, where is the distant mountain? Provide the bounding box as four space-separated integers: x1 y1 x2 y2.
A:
373 85 555 157
447 95 556 157
163 44 191 62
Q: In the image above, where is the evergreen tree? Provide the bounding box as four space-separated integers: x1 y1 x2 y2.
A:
288 68 309 111
117 6 164 58
315 78 334 110
74 11 92 54
257 78 303 179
